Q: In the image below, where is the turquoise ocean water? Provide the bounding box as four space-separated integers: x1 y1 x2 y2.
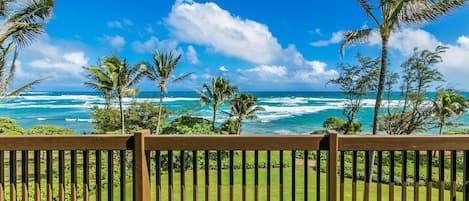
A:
1 91 468 134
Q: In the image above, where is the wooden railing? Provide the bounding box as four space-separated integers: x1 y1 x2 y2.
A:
0 130 469 201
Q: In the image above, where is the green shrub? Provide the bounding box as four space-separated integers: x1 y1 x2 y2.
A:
27 125 75 135
0 117 26 135
90 101 172 134
161 115 225 135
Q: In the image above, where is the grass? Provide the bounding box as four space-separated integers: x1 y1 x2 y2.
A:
0 150 465 200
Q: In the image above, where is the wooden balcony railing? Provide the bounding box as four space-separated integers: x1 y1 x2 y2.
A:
0 130 469 201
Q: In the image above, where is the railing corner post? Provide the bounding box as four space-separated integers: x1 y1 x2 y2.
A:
134 130 151 201
327 130 338 201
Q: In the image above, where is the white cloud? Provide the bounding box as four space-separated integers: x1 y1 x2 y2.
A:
368 27 440 56
107 19 133 29
166 1 338 89
186 45 199 64
167 1 282 64
310 31 344 47
29 51 89 76
294 61 338 83
219 66 228 72
132 36 179 54
102 35 126 49
363 27 469 90
20 37 90 77
244 65 287 80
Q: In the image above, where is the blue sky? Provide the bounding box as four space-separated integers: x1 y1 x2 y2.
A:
13 0 469 91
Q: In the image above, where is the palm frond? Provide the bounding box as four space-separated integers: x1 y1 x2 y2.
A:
358 0 381 26
171 72 194 83
0 48 18 94
8 0 54 24
1 22 44 48
401 0 466 24
6 76 51 96
220 110 234 117
340 28 374 57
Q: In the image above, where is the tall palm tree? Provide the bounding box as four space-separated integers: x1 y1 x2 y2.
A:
83 64 114 109
340 0 465 135
223 93 265 135
0 0 54 99
195 77 237 131
85 55 146 134
144 51 193 135
431 89 468 135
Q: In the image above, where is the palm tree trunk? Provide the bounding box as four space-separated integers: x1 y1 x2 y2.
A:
439 118 445 135
212 104 217 131
156 91 164 135
365 35 389 201
119 96 125 134
372 35 389 135
237 119 242 135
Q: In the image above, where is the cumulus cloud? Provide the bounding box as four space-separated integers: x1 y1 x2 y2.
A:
310 31 344 47
186 45 199 64
363 27 469 90
368 27 440 56
102 35 126 50
132 36 179 54
29 52 89 76
167 1 338 89
19 37 90 77
167 1 282 64
219 66 228 72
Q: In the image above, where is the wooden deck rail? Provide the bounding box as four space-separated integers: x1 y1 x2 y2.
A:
0 130 469 201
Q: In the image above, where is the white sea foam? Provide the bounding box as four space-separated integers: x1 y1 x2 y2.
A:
37 118 46 121
1 104 91 109
259 97 309 105
255 105 334 122
65 118 77 122
77 118 93 122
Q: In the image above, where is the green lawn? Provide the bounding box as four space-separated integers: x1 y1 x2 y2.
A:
0 150 465 201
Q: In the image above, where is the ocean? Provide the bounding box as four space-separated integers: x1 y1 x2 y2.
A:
1 91 468 134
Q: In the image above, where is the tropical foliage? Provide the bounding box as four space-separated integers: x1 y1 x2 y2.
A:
144 50 192 134
195 76 237 130
0 117 25 135
341 0 465 135
84 55 147 134
223 93 264 135
27 125 74 135
0 0 54 99
90 101 171 134
381 46 446 135
161 115 224 135
431 89 469 135
329 54 378 134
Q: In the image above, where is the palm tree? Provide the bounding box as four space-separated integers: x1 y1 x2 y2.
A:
223 93 265 135
0 0 54 99
340 0 465 135
431 89 468 135
85 55 146 134
144 51 193 135
195 77 237 131
83 64 115 109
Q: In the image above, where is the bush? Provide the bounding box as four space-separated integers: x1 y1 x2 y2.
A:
90 101 172 134
90 106 121 133
0 117 26 135
161 115 225 134
27 125 75 135
323 116 345 130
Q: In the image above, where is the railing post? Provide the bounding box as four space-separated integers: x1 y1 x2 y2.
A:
327 130 338 201
134 130 150 201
